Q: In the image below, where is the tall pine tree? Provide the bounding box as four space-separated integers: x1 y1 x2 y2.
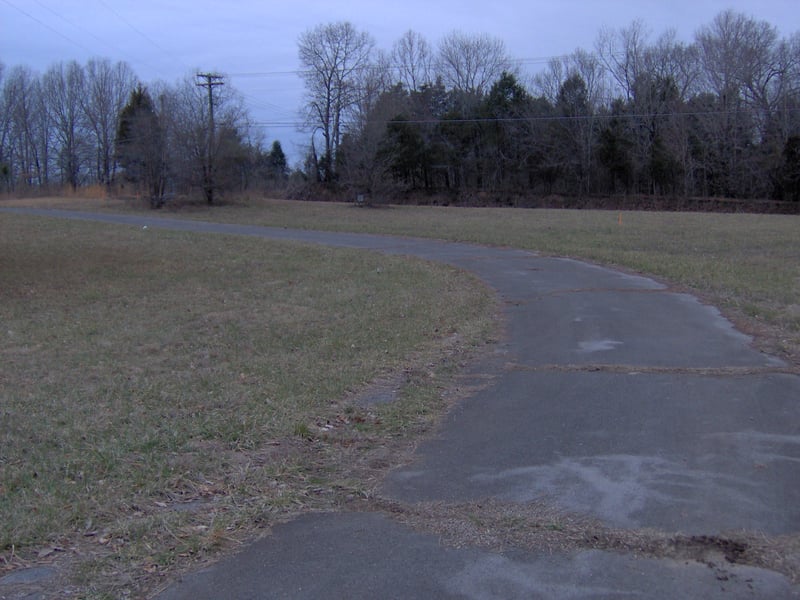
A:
116 84 166 207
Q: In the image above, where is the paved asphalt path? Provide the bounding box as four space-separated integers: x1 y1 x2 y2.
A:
3 208 799 598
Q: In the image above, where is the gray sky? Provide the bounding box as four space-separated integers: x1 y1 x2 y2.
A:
2 0 799 164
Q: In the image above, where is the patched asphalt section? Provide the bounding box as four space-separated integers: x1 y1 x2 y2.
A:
156 512 798 600
3 208 798 599
383 370 800 534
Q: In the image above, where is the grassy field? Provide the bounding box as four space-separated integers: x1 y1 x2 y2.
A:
0 211 494 597
10 194 797 361
206 198 800 363
2 195 799 597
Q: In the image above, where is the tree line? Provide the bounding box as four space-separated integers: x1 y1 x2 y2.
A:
0 58 288 205
300 12 800 203
2 10 799 206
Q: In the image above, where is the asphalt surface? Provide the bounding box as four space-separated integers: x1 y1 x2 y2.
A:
2 208 799 599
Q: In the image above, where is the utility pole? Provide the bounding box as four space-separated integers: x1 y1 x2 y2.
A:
196 72 224 204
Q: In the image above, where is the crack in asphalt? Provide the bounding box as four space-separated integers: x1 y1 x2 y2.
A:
504 362 800 376
356 495 800 584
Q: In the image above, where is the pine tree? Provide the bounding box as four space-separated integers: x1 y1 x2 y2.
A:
268 140 288 179
116 84 166 207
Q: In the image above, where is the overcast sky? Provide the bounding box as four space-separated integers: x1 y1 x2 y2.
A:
2 0 799 164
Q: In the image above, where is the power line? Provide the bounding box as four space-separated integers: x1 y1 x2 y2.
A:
250 104 800 130
1 0 97 56
235 89 298 118
228 70 302 78
225 51 616 81
3 5 796 138
196 72 225 204
95 0 192 74
1 0 184 82
29 0 168 75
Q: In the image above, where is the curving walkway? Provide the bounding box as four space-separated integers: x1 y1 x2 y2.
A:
3 208 799 599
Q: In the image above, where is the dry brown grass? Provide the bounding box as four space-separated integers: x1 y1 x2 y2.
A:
0 211 495 598
180 198 800 365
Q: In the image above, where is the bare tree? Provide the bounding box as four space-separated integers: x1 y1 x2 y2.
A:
436 31 511 96
391 30 433 91
697 11 774 101
533 57 565 105
596 20 649 101
571 49 607 110
696 10 790 131
777 33 800 141
0 62 12 189
639 32 702 195
42 61 87 190
348 48 392 140
696 10 792 195
298 21 375 182
338 84 407 198
643 30 701 101
3 66 48 189
159 75 249 201
82 58 136 187
534 50 606 195
2 66 24 188
536 50 605 108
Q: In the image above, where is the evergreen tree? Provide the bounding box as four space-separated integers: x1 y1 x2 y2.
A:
116 84 166 207
782 136 800 202
268 140 288 179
